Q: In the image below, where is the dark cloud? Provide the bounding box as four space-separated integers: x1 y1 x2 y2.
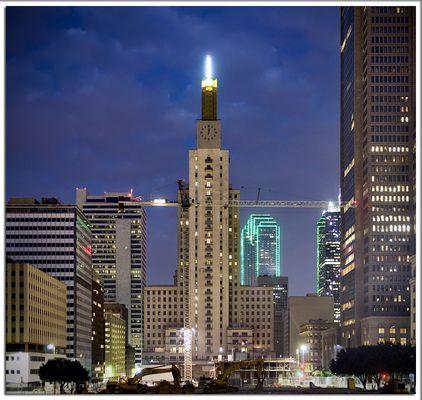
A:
6 6 340 295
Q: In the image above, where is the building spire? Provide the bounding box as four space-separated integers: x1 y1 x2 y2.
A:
201 55 217 120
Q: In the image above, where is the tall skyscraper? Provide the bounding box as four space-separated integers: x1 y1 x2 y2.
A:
144 58 275 377
76 189 147 369
316 206 341 323
185 61 232 360
340 6 416 347
6 198 93 372
241 214 281 286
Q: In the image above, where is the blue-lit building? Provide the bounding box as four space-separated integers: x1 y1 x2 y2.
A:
241 214 281 286
317 206 341 323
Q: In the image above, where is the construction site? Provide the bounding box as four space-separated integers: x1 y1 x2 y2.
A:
98 357 366 394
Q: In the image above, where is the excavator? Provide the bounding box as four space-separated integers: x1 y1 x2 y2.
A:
201 357 265 394
100 364 193 394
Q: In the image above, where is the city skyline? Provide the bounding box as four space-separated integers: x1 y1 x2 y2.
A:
6 6 340 297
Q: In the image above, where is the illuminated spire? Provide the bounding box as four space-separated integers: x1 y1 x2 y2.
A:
201 55 217 120
205 54 213 79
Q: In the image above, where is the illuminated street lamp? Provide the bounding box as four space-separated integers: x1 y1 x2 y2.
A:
46 343 55 354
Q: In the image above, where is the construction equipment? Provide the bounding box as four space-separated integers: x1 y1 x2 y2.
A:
202 357 265 393
100 364 183 394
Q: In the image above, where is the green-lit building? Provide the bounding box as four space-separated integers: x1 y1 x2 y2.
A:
240 214 281 286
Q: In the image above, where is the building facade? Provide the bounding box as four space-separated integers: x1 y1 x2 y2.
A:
76 189 147 368
321 326 342 369
241 214 281 286
360 315 410 345
6 198 93 372
299 319 337 370
6 262 67 352
104 304 127 379
339 6 416 347
316 207 341 323
257 275 289 357
5 351 66 393
410 255 416 345
91 270 105 383
5 261 67 391
143 285 184 365
287 294 334 358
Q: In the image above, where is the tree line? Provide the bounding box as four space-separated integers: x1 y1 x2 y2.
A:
39 358 89 394
330 343 415 391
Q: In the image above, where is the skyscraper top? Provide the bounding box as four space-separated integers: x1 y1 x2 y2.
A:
201 55 217 120
205 54 213 79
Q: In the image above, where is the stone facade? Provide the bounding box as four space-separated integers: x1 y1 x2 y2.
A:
360 315 410 346
299 319 337 370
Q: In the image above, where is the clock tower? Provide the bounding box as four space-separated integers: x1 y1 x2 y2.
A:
196 71 221 149
183 56 232 361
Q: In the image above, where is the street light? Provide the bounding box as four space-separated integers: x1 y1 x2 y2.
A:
46 344 55 354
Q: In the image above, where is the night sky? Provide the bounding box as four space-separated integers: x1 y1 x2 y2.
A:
6 6 340 295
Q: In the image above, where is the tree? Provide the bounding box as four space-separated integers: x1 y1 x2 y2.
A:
330 344 416 392
39 358 89 394
330 347 371 390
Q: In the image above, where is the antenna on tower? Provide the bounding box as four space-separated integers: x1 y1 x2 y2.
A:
205 54 213 79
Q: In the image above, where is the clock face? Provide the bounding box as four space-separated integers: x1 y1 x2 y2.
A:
200 124 218 141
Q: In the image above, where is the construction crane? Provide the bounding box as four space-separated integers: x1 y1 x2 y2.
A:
133 198 351 209
132 181 354 383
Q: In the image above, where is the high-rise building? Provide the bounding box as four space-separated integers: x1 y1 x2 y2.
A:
6 198 93 372
316 207 341 323
241 214 281 286
185 68 232 360
143 58 274 375
76 189 147 369
91 270 105 384
257 275 288 357
104 304 127 379
5 261 67 392
339 6 416 347
6 261 67 352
